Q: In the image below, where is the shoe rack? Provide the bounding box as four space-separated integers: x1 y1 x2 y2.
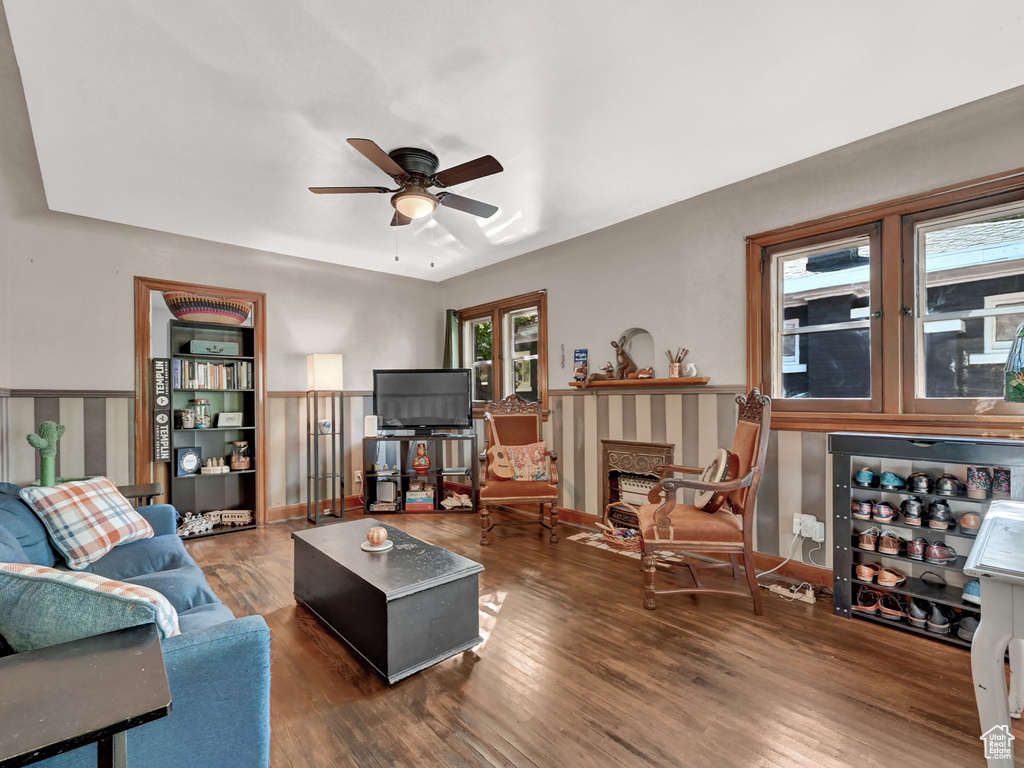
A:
830 432 1024 648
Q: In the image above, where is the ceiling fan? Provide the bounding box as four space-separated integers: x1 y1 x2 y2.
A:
309 138 503 227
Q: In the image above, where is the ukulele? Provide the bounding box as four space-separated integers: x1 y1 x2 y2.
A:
485 412 514 479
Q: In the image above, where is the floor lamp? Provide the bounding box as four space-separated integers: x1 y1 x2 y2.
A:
306 354 344 525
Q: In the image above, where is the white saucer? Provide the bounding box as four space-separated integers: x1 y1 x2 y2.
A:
360 539 394 552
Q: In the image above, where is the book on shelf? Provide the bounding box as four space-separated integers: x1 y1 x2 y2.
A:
369 501 399 512
440 467 468 475
404 502 434 511
172 358 253 390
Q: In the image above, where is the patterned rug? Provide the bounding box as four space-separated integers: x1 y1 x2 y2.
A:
566 530 687 565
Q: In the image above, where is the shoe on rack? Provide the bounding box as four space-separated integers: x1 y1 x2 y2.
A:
880 471 906 491
959 512 982 537
877 567 907 588
853 587 881 615
962 580 981 605
858 527 881 551
907 537 928 561
935 473 963 497
901 496 924 526
924 541 958 565
926 603 954 635
908 472 933 495
879 593 907 621
958 615 980 643
855 562 882 582
877 530 906 556
927 499 954 530
908 598 930 628
873 501 897 523
854 467 879 488
853 500 874 520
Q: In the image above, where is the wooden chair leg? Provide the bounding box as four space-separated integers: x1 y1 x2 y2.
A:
548 505 558 543
480 505 492 546
744 552 762 615
729 554 740 580
642 551 657 610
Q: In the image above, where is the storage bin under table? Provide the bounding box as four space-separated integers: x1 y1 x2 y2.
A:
292 518 484 684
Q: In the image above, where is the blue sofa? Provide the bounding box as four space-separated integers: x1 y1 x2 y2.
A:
0 484 271 768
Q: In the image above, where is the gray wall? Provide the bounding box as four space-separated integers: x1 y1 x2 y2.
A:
440 85 1024 391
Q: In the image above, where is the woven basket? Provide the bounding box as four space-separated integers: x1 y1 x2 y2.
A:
163 292 251 326
597 522 644 552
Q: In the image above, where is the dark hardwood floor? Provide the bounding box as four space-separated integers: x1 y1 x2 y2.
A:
185 512 1008 767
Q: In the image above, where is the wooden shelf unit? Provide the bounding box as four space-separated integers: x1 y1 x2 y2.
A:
168 319 261 534
362 433 479 513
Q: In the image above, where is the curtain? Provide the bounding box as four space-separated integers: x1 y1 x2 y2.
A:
442 309 461 368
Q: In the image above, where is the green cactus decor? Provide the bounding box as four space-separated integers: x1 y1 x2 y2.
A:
27 421 66 487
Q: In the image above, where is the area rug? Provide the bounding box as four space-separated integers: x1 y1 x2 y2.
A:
566 530 687 565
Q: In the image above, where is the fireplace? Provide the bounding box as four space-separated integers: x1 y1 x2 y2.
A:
601 439 675 529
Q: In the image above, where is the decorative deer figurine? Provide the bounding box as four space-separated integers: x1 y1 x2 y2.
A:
583 362 615 387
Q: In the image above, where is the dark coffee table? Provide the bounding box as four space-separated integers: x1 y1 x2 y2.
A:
292 518 484 684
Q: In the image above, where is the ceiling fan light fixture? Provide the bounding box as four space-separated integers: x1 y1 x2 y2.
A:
392 188 437 219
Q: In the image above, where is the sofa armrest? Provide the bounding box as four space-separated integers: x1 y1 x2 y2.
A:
136 615 271 768
136 504 179 536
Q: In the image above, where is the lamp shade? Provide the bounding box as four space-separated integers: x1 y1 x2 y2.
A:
307 354 344 391
392 189 437 219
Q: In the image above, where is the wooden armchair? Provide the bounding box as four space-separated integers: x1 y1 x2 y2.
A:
636 388 771 614
478 394 559 546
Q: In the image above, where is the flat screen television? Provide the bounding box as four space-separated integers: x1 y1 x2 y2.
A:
373 368 473 434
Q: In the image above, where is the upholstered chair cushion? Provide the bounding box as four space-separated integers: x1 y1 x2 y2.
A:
636 502 743 544
491 413 540 446
480 480 558 501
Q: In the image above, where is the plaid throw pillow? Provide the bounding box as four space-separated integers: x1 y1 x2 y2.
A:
0 563 180 650
506 442 551 482
20 477 154 570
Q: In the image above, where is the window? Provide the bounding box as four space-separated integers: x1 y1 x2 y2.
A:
459 290 547 413
749 170 1024 432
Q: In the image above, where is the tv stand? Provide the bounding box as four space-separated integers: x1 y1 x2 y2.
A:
363 433 478 514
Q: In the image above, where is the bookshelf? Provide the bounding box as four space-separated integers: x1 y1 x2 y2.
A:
168 319 261 538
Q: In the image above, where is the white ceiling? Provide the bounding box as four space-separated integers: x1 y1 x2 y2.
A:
6 1 1024 282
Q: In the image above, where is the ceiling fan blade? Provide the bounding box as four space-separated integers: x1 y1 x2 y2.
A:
347 138 407 178
434 155 503 187
308 186 390 194
390 210 412 227
436 192 499 219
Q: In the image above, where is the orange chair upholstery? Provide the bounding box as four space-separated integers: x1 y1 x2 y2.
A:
478 395 559 546
636 388 771 615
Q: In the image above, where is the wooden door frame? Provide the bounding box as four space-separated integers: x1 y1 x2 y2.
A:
133 277 269 525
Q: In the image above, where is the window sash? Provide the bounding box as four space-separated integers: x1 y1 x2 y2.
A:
458 291 547 415
762 224 882 412
903 189 1024 415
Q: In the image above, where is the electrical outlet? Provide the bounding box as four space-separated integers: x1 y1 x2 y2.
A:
792 513 803 535
800 514 818 539
354 470 363 485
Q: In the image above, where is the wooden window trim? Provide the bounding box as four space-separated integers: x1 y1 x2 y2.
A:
459 290 548 418
133 276 269 524
748 166 1024 434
